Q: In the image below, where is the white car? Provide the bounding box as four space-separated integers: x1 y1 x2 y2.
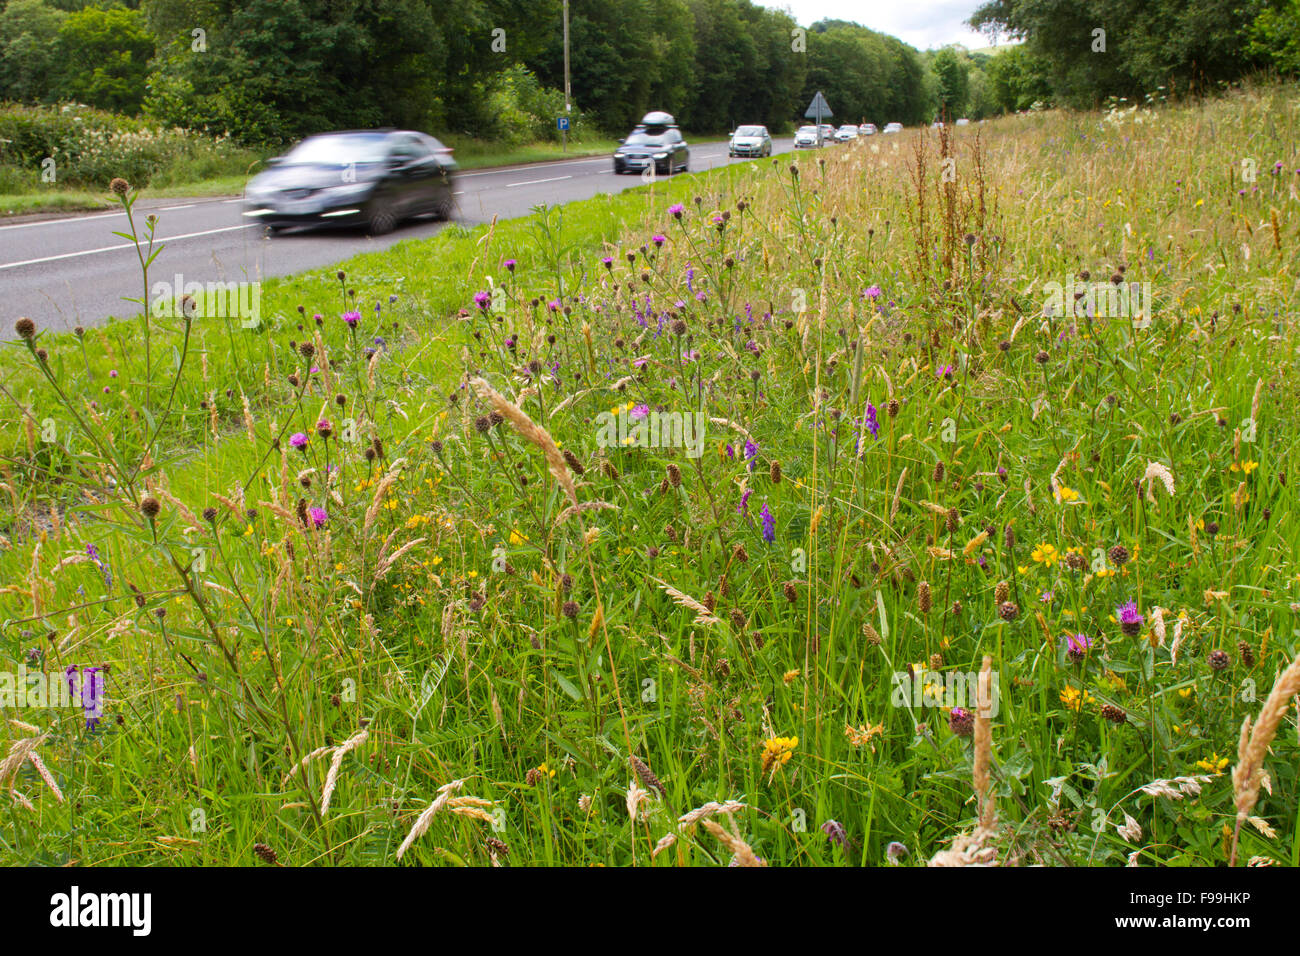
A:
794 125 820 148
859 123 877 136
955 118 971 126
728 125 772 157
883 122 903 134
835 125 859 142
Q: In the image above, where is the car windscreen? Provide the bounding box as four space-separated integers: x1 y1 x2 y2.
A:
284 134 391 165
735 126 763 136
797 127 817 134
623 132 665 146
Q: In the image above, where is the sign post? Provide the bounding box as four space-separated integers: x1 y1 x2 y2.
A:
804 91 832 146
558 115 570 152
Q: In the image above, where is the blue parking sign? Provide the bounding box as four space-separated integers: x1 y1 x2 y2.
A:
557 117 570 131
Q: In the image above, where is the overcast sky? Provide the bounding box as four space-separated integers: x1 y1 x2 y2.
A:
759 0 1001 51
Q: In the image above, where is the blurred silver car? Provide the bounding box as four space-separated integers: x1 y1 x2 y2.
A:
794 125 820 148
728 125 772 158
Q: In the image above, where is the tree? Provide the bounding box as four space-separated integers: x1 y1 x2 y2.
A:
0 0 67 104
931 47 969 120
971 0 1271 107
51 2 154 113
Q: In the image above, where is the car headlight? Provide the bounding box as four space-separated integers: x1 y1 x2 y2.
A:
653 152 668 159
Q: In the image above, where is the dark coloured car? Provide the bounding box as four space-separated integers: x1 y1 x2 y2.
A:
613 112 690 176
243 130 456 235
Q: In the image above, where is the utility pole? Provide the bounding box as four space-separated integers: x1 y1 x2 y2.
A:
562 0 571 153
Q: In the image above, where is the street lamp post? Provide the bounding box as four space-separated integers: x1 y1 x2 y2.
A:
562 0 571 153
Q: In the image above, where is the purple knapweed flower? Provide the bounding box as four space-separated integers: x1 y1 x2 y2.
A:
668 203 685 219
308 506 328 529
290 432 309 449
1117 600 1144 636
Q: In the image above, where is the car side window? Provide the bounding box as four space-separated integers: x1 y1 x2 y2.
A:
389 136 421 162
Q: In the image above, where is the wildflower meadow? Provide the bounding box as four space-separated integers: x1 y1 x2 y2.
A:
2 83 1299 869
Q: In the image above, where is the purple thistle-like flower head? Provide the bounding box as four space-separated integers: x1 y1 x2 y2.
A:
308 506 328 530
652 234 666 246
1117 601 1142 625
865 284 882 300
290 432 308 449
949 707 975 736
668 203 685 219
473 291 491 311
760 502 775 543
936 364 954 378
1066 633 1092 662
821 819 847 846
342 310 362 327
504 259 516 271
630 404 650 420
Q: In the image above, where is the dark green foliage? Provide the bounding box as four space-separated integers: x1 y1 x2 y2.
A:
970 0 1291 108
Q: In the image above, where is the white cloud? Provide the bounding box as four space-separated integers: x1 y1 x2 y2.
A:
760 0 1004 51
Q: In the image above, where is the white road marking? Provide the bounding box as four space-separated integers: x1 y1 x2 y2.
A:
0 210 123 232
505 175 573 188
0 223 258 271
160 203 196 211
459 158 606 178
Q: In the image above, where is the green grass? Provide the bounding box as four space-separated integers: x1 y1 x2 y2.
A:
1 84 1299 868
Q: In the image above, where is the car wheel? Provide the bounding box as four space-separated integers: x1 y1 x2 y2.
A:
366 197 397 236
435 197 454 221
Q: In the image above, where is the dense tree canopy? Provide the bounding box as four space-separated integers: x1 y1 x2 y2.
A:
0 0 1294 145
969 0 1287 107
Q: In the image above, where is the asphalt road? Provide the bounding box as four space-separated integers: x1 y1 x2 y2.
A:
2 137 794 332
